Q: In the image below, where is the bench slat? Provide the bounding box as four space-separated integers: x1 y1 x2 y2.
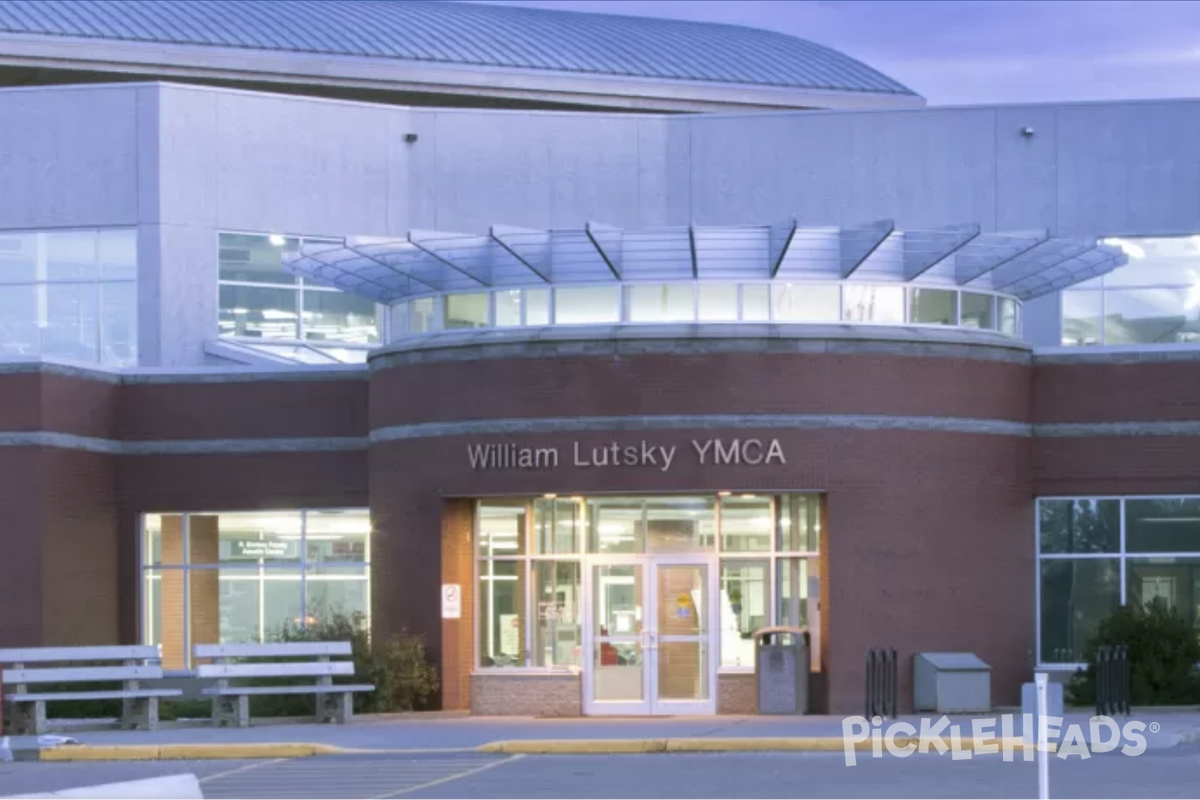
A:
194 642 352 659
0 646 161 664
2 666 163 684
195 662 354 679
7 689 182 702
202 684 374 696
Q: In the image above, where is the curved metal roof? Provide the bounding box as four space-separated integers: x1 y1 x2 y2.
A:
283 220 1126 304
0 0 917 96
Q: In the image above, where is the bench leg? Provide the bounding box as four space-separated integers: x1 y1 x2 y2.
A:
3 700 40 738
316 692 353 725
4 701 43 737
212 695 250 729
120 697 160 732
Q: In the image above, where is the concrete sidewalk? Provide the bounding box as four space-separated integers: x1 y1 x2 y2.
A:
7 710 1199 760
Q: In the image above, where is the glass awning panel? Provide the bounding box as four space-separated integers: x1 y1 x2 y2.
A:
282 221 1126 303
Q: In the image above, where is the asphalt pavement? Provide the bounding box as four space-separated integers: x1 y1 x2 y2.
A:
3 745 1199 799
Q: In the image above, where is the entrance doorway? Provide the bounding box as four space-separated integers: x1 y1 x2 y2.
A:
584 556 718 715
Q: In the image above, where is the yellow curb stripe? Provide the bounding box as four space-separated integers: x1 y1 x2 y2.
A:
477 739 666 754
38 745 162 762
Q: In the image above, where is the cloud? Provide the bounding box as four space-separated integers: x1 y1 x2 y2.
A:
464 0 1200 105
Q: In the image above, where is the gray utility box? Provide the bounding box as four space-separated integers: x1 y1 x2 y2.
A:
753 626 809 715
913 652 991 713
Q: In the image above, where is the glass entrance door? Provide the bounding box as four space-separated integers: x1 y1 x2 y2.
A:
584 557 716 715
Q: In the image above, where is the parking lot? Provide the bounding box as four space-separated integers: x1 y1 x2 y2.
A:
4 744 1200 800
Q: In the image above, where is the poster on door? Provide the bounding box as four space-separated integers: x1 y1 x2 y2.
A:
499 614 520 656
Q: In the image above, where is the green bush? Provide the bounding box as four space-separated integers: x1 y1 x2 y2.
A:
269 609 440 715
1066 600 1200 706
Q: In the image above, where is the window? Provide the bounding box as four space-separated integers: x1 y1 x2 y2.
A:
1061 237 1200 347
141 509 370 671
478 498 581 669
0 228 137 366
476 494 823 673
698 284 738 321
909 288 957 326
961 292 995 329
843 285 904 324
444 293 489 329
1037 495 1200 664
627 284 695 323
772 283 840 322
218 232 380 345
495 290 522 327
554 286 620 325
741 285 771 321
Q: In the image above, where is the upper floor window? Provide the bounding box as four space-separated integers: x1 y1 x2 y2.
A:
0 228 137 366
218 232 380 346
1061 236 1200 347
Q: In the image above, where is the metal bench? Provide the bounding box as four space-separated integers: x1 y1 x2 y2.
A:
193 642 374 728
0 646 182 735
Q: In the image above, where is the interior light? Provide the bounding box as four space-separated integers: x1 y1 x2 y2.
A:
569 496 583 501
544 493 557 499
718 491 732 497
268 234 287 247
741 494 757 499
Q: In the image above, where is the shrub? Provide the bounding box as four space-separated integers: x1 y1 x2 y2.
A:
1066 600 1200 706
270 609 439 715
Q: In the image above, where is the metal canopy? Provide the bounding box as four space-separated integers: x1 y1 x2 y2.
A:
283 221 1127 304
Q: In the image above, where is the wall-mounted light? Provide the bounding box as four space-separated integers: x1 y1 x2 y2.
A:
1020 127 1035 137
268 234 287 246
404 133 419 143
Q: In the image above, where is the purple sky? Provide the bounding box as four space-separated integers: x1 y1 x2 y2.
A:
471 0 1200 105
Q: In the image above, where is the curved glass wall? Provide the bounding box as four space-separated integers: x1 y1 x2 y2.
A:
389 282 1021 341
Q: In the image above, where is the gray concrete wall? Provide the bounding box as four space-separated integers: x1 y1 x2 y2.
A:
3 83 1200 365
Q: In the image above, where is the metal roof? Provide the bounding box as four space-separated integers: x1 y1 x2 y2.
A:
282 220 1126 303
0 0 917 96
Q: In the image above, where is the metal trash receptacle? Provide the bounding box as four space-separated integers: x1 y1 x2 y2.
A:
913 652 991 713
753 626 810 715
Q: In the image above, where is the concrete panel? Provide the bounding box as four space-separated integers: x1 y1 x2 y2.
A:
686 109 999 229
0 85 140 228
212 90 400 236
639 116 690 227
155 85 220 228
994 106 1058 231
1056 100 1200 236
139 223 218 367
1022 293 1063 348
420 109 650 230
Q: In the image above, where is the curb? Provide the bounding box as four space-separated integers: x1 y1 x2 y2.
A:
27 743 342 762
20 736 1064 761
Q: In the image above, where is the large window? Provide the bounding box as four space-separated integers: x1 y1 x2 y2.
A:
397 283 1020 338
475 493 822 672
218 232 380 353
1038 496 1200 664
1061 237 1200 346
0 228 137 366
142 509 370 671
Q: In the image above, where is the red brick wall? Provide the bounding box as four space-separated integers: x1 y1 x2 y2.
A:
370 352 1032 428
1033 359 1200 496
369 347 1034 714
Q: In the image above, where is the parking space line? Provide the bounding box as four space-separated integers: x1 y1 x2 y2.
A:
370 754 525 799
199 758 287 784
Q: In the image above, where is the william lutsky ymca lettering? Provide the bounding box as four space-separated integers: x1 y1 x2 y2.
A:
468 438 787 471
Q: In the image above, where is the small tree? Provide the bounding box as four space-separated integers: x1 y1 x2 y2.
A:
1066 600 1200 706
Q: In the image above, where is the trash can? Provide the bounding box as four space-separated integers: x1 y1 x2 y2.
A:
753 626 810 715
913 652 991 713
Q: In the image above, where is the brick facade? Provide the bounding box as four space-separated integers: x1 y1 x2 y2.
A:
3 344 1200 715
470 672 582 716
